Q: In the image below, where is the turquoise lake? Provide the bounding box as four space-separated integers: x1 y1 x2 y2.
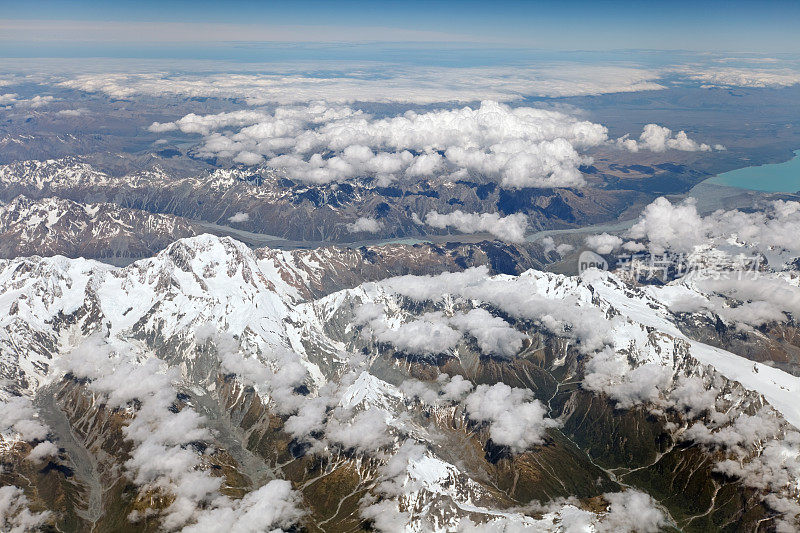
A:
707 150 800 193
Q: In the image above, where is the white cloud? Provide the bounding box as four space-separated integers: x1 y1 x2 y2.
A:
27 441 59 463
0 486 52 532
58 335 307 531
425 210 528 242
585 233 623 254
346 216 383 233
366 311 462 355
543 237 574 256
147 100 610 187
678 67 800 88
284 397 330 439
183 480 305 533
463 383 559 452
382 266 613 353
669 375 718 418
697 276 800 327
0 94 55 108
227 211 250 223
148 121 178 133
0 93 18 106
582 348 673 409
325 409 392 453
618 124 717 153
0 397 50 441
359 306 525 358
556 243 575 255
627 197 800 257
626 197 708 253
371 440 427 497
440 374 475 402
449 308 527 358
56 108 88 116
682 409 782 452
60 64 666 105
360 499 412 533
233 151 263 165
19 95 55 108
598 490 668 533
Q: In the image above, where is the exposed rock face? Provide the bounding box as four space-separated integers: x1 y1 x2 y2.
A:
0 195 197 263
0 234 798 532
0 157 647 242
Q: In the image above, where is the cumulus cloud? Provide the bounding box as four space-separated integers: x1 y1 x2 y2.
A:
148 100 610 188
325 409 392 453
582 348 673 409
360 499 412 533
366 311 462 355
626 197 708 253
707 199 800 254
463 383 559 452
56 108 88 117
585 233 623 255
215 341 310 416
227 211 250 223
58 335 307 531
679 407 800 529
359 306 526 358
400 373 475 406
440 374 475 402
541 236 556 254
425 211 528 242
399 379 441 406
382 266 613 353
0 486 52 532
0 94 56 108
233 151 263 165
694 276 800 327
0 93 18 106
61 340 214 529
0 396 50 441
627 197 800 258
668 375 718 418
346 216 383 233
598 490 668 533
183 480 305 533
283 396 330 439
449 308 527 358
27 441 59 463
682 409 782 453
21 95 56 108
541 236 573 256
618 124 717 152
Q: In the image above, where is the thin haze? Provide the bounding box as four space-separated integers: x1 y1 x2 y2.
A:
0 0 798 55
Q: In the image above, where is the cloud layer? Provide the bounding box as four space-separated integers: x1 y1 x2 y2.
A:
60 64 666 105
151 101 611 188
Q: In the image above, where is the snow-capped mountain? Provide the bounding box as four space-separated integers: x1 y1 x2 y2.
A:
1 233 798 531
0 195 197 263
0 156 643 242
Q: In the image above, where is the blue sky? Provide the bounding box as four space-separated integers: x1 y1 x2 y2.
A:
0 0 798 56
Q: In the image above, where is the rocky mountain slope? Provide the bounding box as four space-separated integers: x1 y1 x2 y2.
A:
0 157 650 243
0 233 798 532
0 195 197 264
